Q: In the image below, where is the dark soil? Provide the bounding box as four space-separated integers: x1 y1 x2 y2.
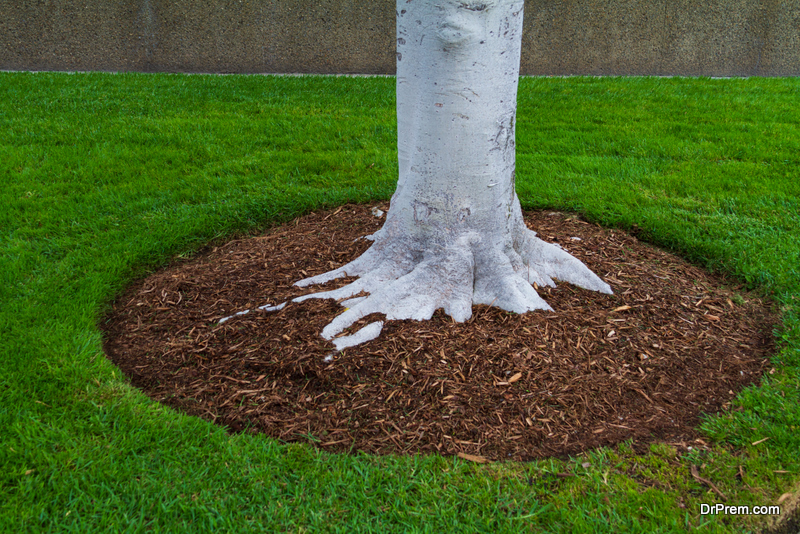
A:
101 203 777 462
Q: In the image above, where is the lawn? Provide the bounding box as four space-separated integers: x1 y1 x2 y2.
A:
1 72 798 533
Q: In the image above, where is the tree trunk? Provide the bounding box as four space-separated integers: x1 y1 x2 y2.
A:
294 0 611 349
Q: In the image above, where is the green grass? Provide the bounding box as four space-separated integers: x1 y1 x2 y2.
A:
1 71 798 533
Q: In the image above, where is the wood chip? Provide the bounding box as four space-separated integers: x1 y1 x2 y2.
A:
101 204 778 462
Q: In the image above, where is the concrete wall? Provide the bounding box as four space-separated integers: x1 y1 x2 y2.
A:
1 0 798 76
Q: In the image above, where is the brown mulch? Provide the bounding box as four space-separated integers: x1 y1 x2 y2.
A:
101 203 777 462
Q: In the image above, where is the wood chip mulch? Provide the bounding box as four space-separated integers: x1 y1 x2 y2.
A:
101 203 777 462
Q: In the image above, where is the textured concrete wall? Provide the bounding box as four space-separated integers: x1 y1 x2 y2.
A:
523 0 800 76
1 0 798 76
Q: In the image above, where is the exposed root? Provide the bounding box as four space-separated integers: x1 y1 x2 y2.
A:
329 321 384 351
473 247 553 313
217 301 287 325
313 235 476 341
293 239 417 289
514 227 613 294
293 224 612 352
218 309 251 324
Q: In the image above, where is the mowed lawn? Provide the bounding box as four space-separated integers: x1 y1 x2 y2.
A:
1 72 798 533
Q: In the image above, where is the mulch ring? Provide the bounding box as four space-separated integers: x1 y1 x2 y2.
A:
101 203 777 462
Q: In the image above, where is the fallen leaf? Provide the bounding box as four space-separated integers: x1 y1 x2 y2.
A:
612 305 631 312
457 452 489 464
508 372 522 384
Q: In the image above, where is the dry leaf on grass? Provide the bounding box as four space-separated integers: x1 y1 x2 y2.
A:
457 452 489 464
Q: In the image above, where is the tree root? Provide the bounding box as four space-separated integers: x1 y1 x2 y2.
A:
292 225 612 351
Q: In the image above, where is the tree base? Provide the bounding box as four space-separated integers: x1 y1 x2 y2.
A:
293 215 612 347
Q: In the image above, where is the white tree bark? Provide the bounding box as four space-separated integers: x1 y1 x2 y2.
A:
294 0 612 347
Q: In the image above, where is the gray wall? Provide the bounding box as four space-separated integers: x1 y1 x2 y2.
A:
1 0 798 76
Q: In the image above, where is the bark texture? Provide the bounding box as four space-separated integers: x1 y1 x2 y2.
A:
294 0 612 347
